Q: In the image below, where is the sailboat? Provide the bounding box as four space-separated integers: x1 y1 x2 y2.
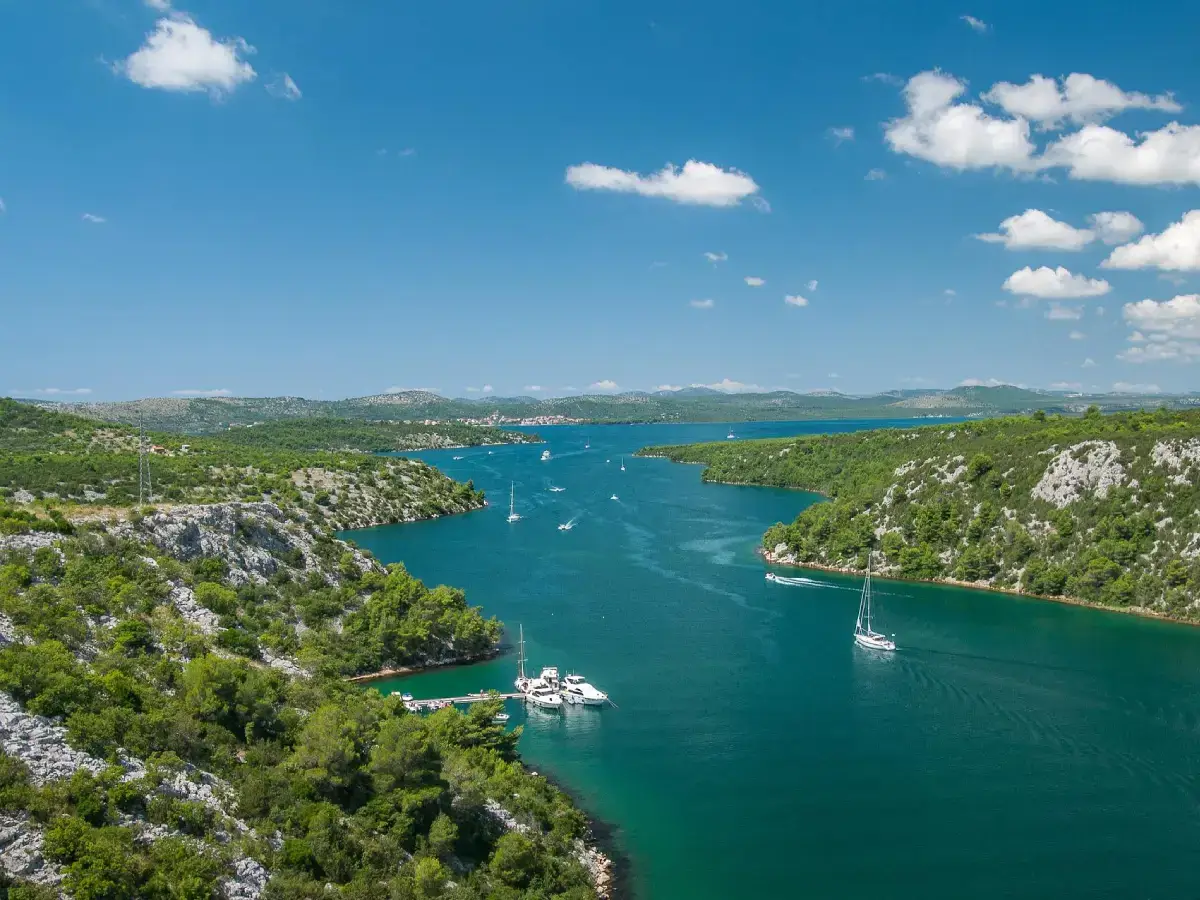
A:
506 482 521 523
854 558 895 651
620 456 626 472
585 437 590 450
727 428 736 440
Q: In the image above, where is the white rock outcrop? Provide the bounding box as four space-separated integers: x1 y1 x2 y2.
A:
1032 441 1125 508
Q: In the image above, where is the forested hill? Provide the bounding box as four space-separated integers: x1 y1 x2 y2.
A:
207 418 537 452
21 383 1199 430
642 408 1200 621
0 399 484 532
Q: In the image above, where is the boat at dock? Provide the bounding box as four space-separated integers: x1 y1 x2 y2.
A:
514 627 565 709
562 674 609 706
854 559 896 651
493 712 510 724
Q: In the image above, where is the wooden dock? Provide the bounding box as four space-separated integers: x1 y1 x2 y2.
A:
393 692 523 710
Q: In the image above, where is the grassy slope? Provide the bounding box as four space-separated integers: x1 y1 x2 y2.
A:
641 409 1200 620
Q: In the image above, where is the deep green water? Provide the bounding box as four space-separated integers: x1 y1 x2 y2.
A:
346 421 1200 899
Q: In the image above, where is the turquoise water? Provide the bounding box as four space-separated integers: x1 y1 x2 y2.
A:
347 422 1200 900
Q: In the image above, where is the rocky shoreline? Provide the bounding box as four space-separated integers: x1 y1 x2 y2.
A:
344 646 504 683
760 545 1190 626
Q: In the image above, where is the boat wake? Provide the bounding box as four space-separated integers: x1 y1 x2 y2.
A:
766 574 833 587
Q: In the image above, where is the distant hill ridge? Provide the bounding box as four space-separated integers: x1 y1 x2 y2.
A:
15 384 1198 433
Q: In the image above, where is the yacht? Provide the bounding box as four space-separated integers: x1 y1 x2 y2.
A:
854 559 896 651
526 686 564 709
541 449 551 461
562 674 608 706
506 482 521 523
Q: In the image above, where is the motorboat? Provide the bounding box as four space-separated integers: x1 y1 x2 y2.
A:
525 686 563 709
558 521 575 531
401 692 414 702
452 455 463 460
549 485 565 492
562 674 608 706
541 449 551 461
610 494 619 501
493 712 510 724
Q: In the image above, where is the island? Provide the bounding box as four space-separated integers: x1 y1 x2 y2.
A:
0 399 613 900
641 407 1200 623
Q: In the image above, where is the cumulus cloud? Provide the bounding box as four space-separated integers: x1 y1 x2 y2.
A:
982 74 1180 128
784 294 809 307
1113 381 1162 392
1046 303 1084 320
744 276 765 287
704 251 727 264
959 378 1006 387
656 385 682 392
690 298 715 309
976 208 1094 250
864 73 902 86
864 168 887 181
1103 210 1200 271
590 380 619 391
81 213 106 224
960 15 989 32
1069 330 1086 340
1050 381 1082 390
266 72 301 101
807 279 819 292
565 160 761 207
885 71 1038 171
117 14 256 96
1041 122 1200 186
171 388 232 397
18 388 93 396
1083 357 1097 368
1120 294 1200 362
691 379 764 393
144 0 171 8
1088 211 1144 244
1003 265 1111 299
523 385 544 392
829 126 855 144
944 288 956 296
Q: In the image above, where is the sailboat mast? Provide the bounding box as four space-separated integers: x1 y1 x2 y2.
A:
517 625 526 680
509 482 515 516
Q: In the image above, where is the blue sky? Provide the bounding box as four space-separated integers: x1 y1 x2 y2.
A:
4 0 1200 401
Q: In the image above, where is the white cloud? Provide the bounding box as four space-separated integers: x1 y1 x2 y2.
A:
465 386 482 393
807 279 819 292
1050 381 1082 390
1069 330 1086 340
784 294 809 307
565 160 761 207
828 372 841 379
656 384 682 392
976 208 1094 250
885 71 1038 172
690 298 715 309
81 213 106 224
118 14 256 96
384 386 439 394
523 385 544 392
482 384 493 393
829 126 855 144
1159 273 1187 287
1046 303 1084 320
982 74 1180 129
750 196 771 213
1103 210 1200 271
864 168 887 181
171 388 232 397
864 73 902 87
1095 306 1105 316
267 72 301 101
704 251 727 264
958 377 1006 387
1112 381 1162 392
0 198 5 214
19 388 93 396
1088 211 1143 244
1041 122 1200 186
690 379 764 393
960 15 989 32
944 288 956 296
1120 294 1200 362
1082 357 1097 368
1003 265 1111 299
144 0 171 9
744 276 765 287
590 380 619 391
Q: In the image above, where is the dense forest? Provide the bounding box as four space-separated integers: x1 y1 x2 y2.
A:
0 400 484 531
209 419 536 453
642 408 1200 620
0 400 607 899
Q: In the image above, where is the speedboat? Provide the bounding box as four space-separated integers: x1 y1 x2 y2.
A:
452 455 463 460
549 485 565 492
562 674 608 706
525 686 564 709
558 521 575 531
493 712 510 724
401 692 414 702
765 572 777 582
541 449 551 461
610 494 619 501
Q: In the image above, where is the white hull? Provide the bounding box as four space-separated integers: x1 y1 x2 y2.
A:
525 693 563 709
854 632 896 651
567 693 607 706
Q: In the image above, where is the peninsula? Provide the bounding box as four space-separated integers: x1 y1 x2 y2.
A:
642 408 1200 622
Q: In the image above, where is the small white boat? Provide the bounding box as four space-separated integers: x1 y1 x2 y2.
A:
549 485 565 492
620 456 626 472
727 429 735 440
452 455 463 460
541 449 551 461
506 482 521 523
526 687 563 709
610 494 619 501
765 572 777 582
854 559 896 652
487 450 493 455
562 674 608 706
558 520 575 531
493 712 510 724
401 692 414 702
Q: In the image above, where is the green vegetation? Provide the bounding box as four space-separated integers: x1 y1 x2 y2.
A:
209 418 536 453
0 531 597 898
0 400 484 531
21 383 1198 430
643 408 1200 620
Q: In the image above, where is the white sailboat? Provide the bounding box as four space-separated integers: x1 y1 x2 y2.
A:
727 428 735 439
541 449 551 461
506 482 521 523
620 456 626 472
585 437 591 450
609 494 619 501
514 627 564 709
854 558 896 651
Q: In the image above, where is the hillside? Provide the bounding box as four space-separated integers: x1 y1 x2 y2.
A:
210 418 537 453
0 400 485 532
641 408 1200 621
22 385 1200 431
